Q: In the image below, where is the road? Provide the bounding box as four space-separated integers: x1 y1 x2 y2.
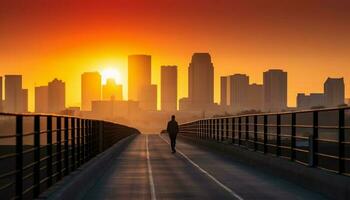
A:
83 134 326 200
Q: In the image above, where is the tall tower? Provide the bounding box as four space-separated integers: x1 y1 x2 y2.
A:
188 53 214 109
48 79 65 113
324 77 345 107
81 72 101 111
35 86 49 113
263 69 287 112
128 55 151 101
4 75 28 113
161 66 177 111
229 74 250 111
220 76 228 106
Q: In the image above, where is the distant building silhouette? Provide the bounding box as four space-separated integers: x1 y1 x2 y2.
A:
247 83 264 111
297 93 325 109
35 86 49 113
128 55 151 101
81 72 101 111
263 69 287 112
220 76 228 106
48 79 65 113
161 66 177 112
186 53 214 110
229 74 249 111
102 78 123 101
221 74 263 112
4 75 28 113
91 100 139 119
139 84 157 111
0 76 2 112
324 78 345 107
179 97 192 111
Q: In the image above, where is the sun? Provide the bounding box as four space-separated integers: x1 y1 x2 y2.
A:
101 67 122 84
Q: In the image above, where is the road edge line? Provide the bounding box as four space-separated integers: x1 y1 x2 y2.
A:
159 134 244 200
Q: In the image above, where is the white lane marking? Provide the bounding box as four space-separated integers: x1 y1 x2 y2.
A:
146 135 157 200
159 135 244 200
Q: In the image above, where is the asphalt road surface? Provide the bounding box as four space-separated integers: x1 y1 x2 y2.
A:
83 134 326 200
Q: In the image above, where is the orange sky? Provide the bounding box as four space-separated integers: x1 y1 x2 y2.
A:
1 0 350 111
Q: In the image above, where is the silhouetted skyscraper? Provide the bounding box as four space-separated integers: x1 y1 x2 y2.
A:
247 83 264 111
35 86 48 113
48 79 65 113
297 93 325 109
263 69 287 112
128 55 151 101
229 74 249 111
102 78 123 101
139 84 157 111
4 75 28 113
161 66 177 111
324 78 345 107
188 53 214 110
220 76 228 106
81 72 101 111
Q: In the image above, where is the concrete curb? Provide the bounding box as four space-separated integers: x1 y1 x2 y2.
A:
179 135 350 200
37 134 138 200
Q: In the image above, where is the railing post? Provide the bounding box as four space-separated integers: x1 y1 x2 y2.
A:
232 117 235 144
221 118 224 142
238 117 241 145
64 117 69 175
56 117 62 181
82 119 86 162
291 113 296 161
206 120 208 139
226 118 229 141
217 119 220 142
245 117 249 148
71 118 76 171
77 119 81 167
33 116 40 198
276 114 281 157
47 116 53 187
198 121 200 138
254 115 258 151
15 115 23 200
88 120 92 159
85 120 89 160
263 115 267 153
339 108 345 174
309 111 318 167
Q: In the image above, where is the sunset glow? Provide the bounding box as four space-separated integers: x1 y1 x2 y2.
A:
0 0 349 111
101 67 122 85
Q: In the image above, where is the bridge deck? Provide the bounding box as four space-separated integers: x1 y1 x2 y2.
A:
83 134 325 200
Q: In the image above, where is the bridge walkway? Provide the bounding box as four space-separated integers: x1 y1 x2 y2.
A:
83 134 325 200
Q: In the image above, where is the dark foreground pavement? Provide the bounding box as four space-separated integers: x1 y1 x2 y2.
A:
83 134 326 200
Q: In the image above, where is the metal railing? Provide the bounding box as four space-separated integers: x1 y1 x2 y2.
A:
0 113 139 200
179 107 350 176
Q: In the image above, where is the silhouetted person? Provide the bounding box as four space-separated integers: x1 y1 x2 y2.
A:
167 115 179 153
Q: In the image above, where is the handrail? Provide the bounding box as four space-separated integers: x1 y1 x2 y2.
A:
0 113 140 199
177 106 350 177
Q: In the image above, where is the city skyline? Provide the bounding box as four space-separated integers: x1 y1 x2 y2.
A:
0 54 349 113
0 53 348 113
1 0 350 111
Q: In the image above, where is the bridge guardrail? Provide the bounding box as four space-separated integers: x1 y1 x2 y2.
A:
0 113 140 200
179 106 350 176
